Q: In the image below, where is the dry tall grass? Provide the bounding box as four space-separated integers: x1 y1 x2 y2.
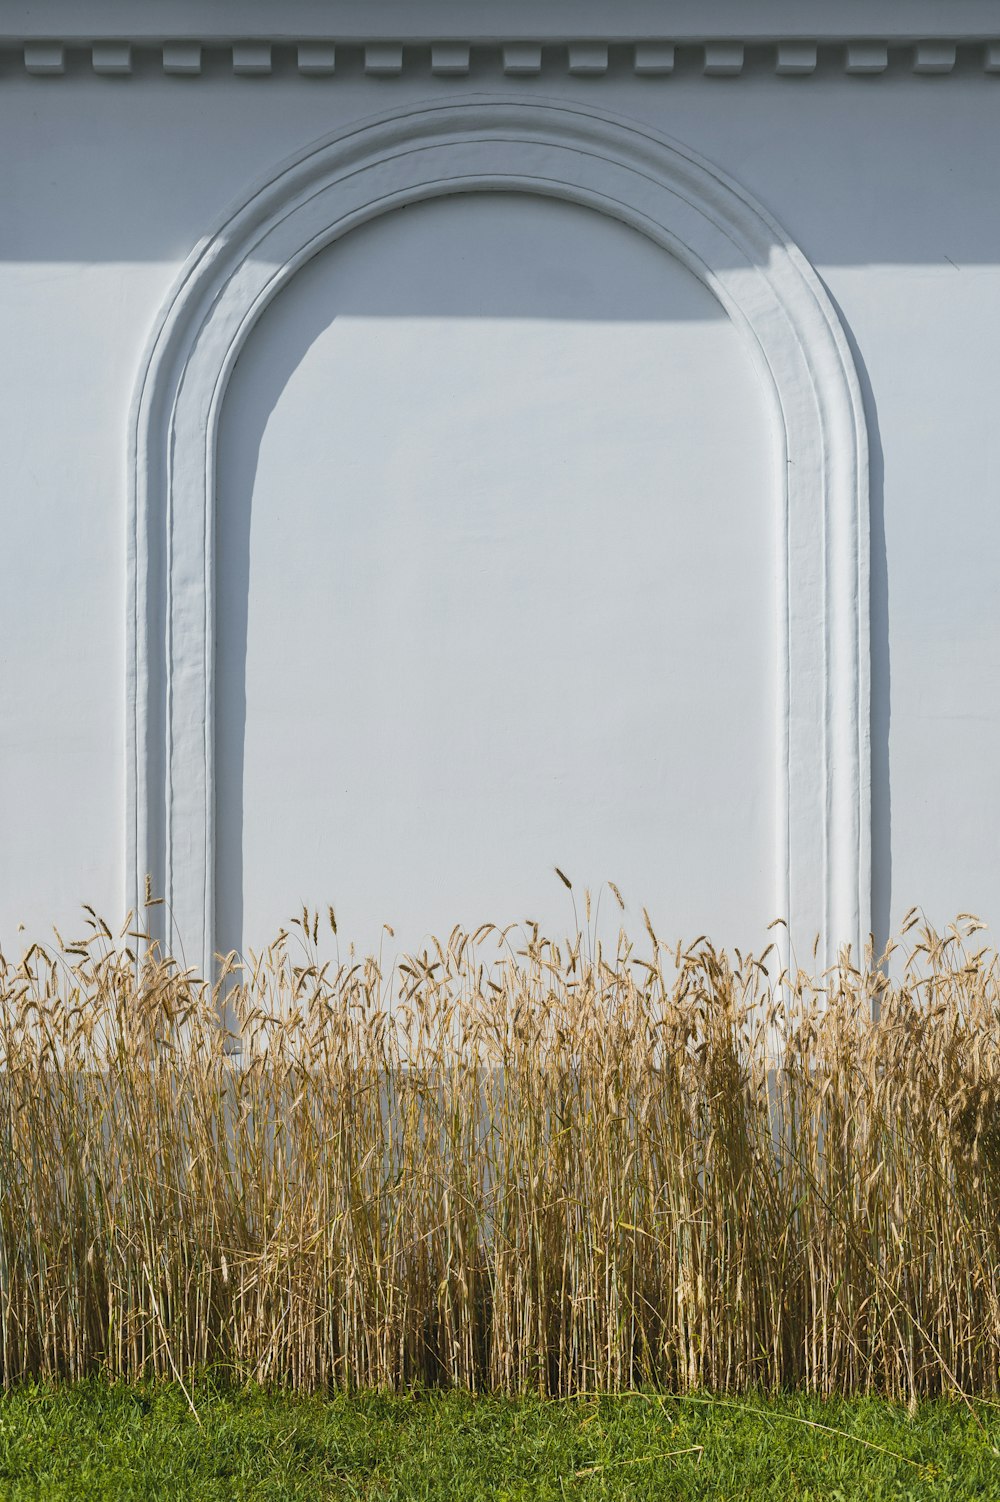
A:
1 897 999 1400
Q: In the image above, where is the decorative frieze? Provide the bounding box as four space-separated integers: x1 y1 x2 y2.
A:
2 39 1000 81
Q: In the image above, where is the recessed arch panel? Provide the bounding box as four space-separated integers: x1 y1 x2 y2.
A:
127 96 870 972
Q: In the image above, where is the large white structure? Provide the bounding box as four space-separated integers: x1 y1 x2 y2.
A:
3 1 999 969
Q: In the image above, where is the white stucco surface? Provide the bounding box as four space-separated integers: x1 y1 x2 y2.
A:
216 194 774 956
2 3 999 958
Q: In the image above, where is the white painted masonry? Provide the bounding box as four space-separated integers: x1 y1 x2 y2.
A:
2 2 999 964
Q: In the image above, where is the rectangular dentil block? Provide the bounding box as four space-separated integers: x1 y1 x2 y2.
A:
162 43 202 76
846 43 889 74
503 44 542 75
297 44 336 76
92 44 132 76
633 42 675 75
913 43 956 74
431 45 471 76
24 44 65 75
776 43 818 75
703 43 744 76
568 44 608 76
365 44 404 75
232 43 272 75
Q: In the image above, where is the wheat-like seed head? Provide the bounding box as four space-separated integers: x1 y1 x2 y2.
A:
0 906 997 1399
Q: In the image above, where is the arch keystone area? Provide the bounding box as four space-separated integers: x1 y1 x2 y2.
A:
127 96 870 974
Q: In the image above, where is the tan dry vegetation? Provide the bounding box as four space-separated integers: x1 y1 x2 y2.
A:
0 896 999 1400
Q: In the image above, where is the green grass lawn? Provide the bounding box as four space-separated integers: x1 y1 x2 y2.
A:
0 1380 998 1500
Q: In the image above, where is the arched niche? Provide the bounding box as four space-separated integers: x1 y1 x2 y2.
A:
127 97 870 973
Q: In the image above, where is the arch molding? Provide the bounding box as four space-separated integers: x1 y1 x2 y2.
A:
127 96 871 972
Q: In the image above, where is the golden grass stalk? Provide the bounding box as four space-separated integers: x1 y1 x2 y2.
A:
0 904 998 1399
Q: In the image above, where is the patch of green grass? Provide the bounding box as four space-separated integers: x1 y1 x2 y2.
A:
0 1381 997 1500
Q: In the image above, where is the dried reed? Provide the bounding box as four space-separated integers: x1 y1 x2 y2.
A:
1 898 998 1400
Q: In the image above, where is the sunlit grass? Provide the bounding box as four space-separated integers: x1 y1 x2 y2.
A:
1 1381 998 1500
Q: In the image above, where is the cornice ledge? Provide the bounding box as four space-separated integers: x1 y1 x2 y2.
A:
4 0 1000 48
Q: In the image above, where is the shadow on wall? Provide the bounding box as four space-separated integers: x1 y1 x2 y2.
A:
834 311 891 958
4 74 1000 272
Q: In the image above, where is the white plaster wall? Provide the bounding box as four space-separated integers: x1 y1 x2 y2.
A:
2 50 1000 951
215 194 774 955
